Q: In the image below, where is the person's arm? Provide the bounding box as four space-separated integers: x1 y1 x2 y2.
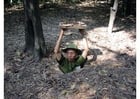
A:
54 29 65 61
75 38 88 69
79 29 89 59
82 38 89 59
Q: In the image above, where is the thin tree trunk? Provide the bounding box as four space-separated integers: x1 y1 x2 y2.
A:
23 0 47 60
108 0 118 33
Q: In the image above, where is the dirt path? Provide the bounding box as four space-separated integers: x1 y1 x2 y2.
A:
4 3 136 99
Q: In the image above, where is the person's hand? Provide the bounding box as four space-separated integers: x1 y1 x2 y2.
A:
59 28 67 36
61 28 68 32
79 29 87 36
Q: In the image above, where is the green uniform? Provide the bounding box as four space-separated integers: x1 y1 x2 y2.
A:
57 55 86 73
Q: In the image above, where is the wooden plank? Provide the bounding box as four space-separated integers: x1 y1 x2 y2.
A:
59 22 87 29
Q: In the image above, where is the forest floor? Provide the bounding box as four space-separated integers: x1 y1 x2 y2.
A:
4 2 136 99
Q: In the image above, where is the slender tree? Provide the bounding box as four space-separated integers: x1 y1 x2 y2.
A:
108 0 118 33
23 0 47 60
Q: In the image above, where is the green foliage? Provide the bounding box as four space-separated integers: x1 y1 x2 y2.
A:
4 0 23 5
66 0 81 3
12 0 22 4
5 0 84 6
39 0 82 4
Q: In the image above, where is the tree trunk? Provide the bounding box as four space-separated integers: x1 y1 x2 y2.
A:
23 0 47 60
108 0 118 33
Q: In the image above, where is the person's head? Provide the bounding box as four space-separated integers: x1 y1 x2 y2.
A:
62 43 82 62
66 49 77 61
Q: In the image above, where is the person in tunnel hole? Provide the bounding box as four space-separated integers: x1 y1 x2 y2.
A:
54 28 89 73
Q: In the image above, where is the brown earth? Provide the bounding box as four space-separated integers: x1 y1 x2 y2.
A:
4 2 136 99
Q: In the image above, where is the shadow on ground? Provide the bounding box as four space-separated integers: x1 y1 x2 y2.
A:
4 2 136 99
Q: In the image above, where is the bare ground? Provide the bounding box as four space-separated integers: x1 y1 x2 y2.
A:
4 2 136 99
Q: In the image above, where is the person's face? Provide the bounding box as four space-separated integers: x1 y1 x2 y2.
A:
66 49 77 61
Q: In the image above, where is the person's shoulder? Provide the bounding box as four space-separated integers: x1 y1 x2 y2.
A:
76 55 86 61
78 55 86 59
